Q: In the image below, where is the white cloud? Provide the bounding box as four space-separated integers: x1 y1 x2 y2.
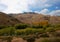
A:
39 9 49 14
34 9 50 15
0 0 32 13
44 4 52 7
0 0 60 13
0 4 7 11
29 0 51 9
0 0 51 13
49 10 60 16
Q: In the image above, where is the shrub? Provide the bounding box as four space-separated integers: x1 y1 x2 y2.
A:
16 29 26 35
15 24 28 29
0 25 6 29
45 27 55 32
32 25 43 28
16 28 45 36
55 24 60 28
0 29 4 35
55 27 60 30
0 27 15 36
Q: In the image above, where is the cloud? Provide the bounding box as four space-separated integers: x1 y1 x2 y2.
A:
48 0 60 4
28 0 60 12
0 4 7 11
44 4 52 7
49 10 60 16
0 0 51 13
37 9 49 15
0 0 60 13
1 0 31 13
29 0 52 11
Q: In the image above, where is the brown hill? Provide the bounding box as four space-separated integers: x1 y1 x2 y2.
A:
0 12 20 26
10 13 60 25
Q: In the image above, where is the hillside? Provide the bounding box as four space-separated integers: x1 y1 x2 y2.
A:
10 13 60 25
0 12 20 26
0 12 60 25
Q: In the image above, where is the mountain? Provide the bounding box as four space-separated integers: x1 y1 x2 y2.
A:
0 12 60 25
0 12 20 26
10 13 60 25
9 14 44 24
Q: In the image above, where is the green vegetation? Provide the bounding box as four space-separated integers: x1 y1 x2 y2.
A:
0 23 60 42
0 27 15 36
15 24 28 29
0 23 60 36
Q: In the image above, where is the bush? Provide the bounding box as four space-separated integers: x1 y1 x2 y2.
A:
16 29 26 35
0 25 6 29
55 27 60 30
16 28 45 36
32 25 43 28
0 27 15 36
45 27 55 32
15 24 28 29
0 29 4 35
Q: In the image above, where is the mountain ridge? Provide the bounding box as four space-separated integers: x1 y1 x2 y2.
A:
9 13 60 25
0 12 60 25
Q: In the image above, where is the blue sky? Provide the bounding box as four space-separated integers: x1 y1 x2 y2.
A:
0 0 60 15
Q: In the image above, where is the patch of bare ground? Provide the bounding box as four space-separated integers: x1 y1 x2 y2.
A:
0 36 27 42
12 37 27 42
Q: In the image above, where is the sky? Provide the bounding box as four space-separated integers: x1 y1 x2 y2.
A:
0 0 60 15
